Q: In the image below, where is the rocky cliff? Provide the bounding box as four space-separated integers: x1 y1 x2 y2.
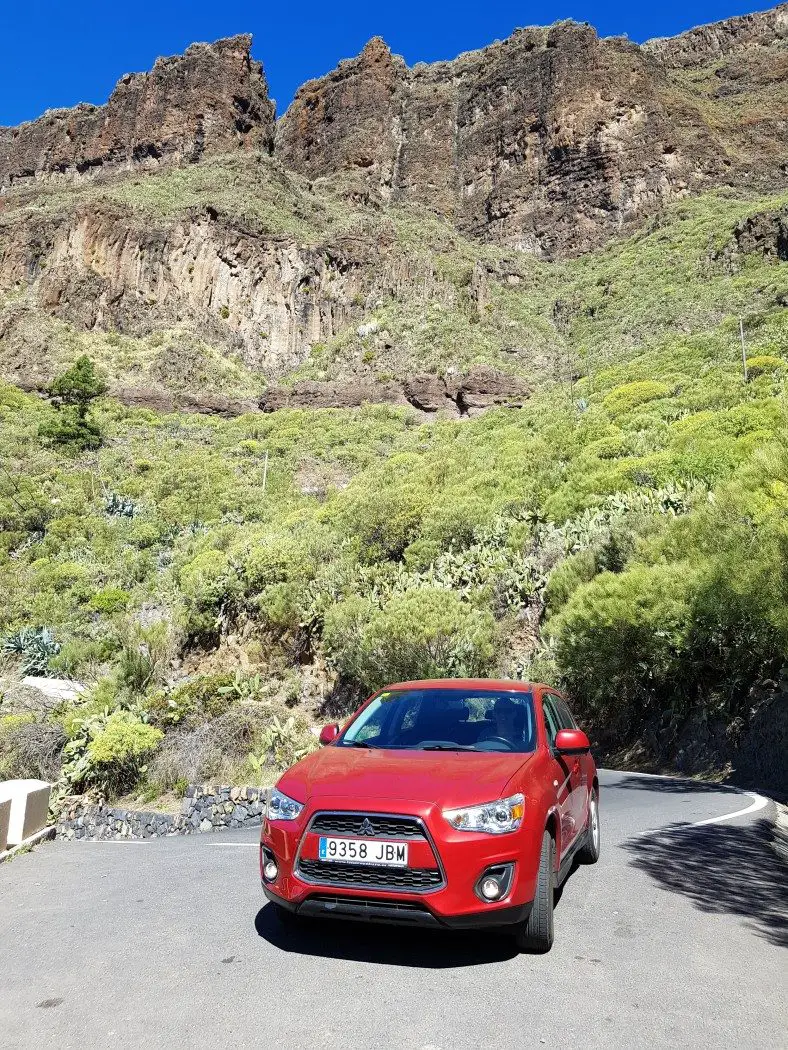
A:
278 7 788 256
0 8 786 409
644 3 787 66
0 36 274 192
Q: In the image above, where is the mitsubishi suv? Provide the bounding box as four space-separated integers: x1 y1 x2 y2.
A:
260 678 599 953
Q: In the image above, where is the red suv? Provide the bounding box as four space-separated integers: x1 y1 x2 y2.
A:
260 679 599 952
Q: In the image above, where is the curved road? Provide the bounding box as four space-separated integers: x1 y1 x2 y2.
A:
1 769 786 1050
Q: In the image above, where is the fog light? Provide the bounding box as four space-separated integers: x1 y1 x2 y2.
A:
475 862 515 904
480 876 502 901
264 858 278 881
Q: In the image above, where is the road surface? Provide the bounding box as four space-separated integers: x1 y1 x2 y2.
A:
1 769 786 1050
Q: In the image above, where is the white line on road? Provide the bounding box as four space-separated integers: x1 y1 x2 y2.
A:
635 790 771 837
690 792 769 826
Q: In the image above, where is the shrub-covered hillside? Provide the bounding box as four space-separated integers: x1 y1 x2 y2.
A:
1 189 787 803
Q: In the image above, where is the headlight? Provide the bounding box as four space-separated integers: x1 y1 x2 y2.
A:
443 793 525 834
266 787 304 821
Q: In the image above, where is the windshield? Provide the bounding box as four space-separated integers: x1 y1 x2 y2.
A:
339 688 536 753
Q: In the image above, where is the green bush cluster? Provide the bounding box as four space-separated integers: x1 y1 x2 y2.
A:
324 588 500 691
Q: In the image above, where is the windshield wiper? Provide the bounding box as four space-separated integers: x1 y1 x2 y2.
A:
420 744 476 751
347 740 380 748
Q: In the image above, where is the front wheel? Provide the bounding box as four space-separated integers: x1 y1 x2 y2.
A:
514 830 555 953
578 788 600 864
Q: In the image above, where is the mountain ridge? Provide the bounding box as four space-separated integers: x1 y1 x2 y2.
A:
2 6 785 257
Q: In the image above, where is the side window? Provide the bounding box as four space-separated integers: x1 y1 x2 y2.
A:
541 696 561 747
552 696 578 730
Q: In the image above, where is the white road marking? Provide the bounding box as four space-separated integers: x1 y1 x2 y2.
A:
690 792 769 826
635 790 770 837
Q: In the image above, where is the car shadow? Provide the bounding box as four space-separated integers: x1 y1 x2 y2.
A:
254 861 580 966
254 904 520 966
623 817 788 948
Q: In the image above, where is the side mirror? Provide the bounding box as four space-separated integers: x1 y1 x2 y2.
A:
319 723 340 746
554 728 591 755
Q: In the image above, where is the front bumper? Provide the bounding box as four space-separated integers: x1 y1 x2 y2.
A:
264 884 531 929
261 797 542 930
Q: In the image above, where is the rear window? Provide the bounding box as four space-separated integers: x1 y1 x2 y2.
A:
339 687 536 753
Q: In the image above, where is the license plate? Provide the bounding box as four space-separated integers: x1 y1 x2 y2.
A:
318 836 408 867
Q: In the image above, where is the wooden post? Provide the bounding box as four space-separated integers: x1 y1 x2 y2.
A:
740 318 748 383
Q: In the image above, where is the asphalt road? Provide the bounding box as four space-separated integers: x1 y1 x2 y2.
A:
1 769 786 1050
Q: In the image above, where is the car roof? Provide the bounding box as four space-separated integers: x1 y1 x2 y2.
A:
381 678 549 694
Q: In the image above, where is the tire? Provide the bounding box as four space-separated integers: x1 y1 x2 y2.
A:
578 788 600 864
514 830 555 954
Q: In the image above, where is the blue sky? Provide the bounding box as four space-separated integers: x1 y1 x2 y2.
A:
0 2 774 126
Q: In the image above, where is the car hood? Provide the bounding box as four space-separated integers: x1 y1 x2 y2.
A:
278 747 533 809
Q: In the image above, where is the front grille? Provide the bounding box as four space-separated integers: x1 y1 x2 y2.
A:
310 813 426 839
297 858 443 890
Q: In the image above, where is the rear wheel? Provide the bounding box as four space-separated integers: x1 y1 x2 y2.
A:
514 830 555 953
578 788 600 864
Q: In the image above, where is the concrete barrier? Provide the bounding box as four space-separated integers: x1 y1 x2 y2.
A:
0 780 52 847
0 798 10 853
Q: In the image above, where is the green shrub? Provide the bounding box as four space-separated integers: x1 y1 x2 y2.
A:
144 673 237 728
324 588 499 690
746 355 785 377
117 622 175 692
88 587 132 614
178 549 239 638
85 712 163 794
548 562 697 731
603 381 672 416
544 550 598 615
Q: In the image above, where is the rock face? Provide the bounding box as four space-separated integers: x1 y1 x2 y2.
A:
0 202 364 373
278 8 788 257
0 36 274 191
644 3 787 66
718 208 788 264
260 367 530 418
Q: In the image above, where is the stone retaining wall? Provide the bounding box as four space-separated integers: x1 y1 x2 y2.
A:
56 784 268 840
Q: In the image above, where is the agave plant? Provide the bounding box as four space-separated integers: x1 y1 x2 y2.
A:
103 492 140 518
2 626 61 676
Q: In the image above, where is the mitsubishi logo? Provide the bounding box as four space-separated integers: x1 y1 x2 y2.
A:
358 818 376 836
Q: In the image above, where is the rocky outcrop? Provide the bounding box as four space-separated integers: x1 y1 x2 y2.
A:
712 207 788 271
2 11 785 256
644 4 787 67
729 208 788 261
0 202 365 372
0 36 274 192
0 10 786 409
260 366 530 417
277 12 787 258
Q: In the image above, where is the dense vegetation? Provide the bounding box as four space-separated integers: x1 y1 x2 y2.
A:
1 187 787 804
